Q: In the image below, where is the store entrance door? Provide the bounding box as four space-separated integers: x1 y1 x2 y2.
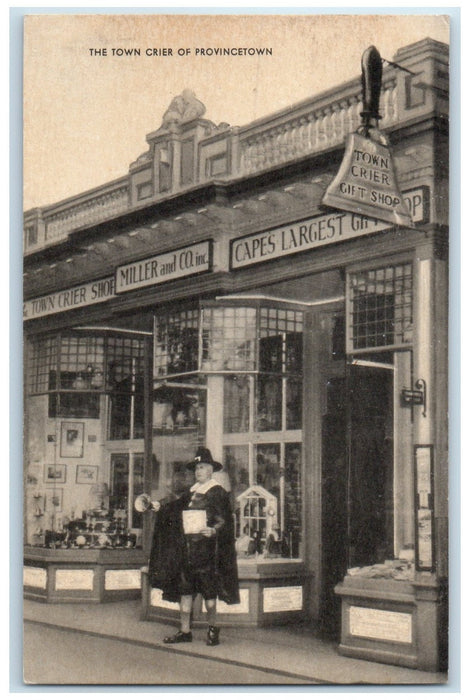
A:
320 360 394 637
347 362 394 569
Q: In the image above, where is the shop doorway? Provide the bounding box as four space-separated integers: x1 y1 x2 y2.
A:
320 360 394 636
347 361 394 569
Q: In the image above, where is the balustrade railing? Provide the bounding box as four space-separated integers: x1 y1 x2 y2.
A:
44 184 129 241
239 81 397 175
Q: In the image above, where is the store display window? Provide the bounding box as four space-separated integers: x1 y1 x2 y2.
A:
225 442 302 558
27 332 146 427
25 330 148 549
152 300 304 560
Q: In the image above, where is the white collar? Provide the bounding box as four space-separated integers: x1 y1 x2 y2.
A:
190 478 218 494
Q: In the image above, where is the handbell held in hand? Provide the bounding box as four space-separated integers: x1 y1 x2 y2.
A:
134 493 160 513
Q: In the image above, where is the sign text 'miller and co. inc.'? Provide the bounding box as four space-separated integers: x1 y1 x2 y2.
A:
230 187 428 270
115 240 212 293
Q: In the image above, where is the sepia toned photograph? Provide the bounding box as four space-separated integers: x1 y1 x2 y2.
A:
21 10 453 687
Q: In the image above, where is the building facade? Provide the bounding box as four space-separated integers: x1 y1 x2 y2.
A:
23 38 449 672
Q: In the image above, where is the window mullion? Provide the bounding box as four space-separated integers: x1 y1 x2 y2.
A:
280 442 286 534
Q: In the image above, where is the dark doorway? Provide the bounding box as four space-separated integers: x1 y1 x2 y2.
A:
320 362 394 637
347 363 394 569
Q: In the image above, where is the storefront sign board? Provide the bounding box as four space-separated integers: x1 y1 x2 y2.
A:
230 187 428 270
115 240 212 294
322 132 414 227
349 605 412 644
23 276 115 321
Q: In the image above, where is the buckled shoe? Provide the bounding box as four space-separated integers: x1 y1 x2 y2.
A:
206 625 220 646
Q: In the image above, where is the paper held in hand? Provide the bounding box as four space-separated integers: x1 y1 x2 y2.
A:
182 510 207 534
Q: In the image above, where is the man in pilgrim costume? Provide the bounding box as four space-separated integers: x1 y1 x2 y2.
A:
148 447 239 646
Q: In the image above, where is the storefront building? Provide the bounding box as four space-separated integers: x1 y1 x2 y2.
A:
23 39 449 671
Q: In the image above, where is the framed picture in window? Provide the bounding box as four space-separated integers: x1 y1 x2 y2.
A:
45 488 63 512
60 421 84 458
44 464 66 484
76 465 98 485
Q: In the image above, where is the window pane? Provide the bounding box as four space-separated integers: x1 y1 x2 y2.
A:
48 393 100 419
349 263 413 349
202 306 256 372
285 331 303 372
259 308 303 373
28 336 58 393
256 376 282 431
223 376 250 433
255 444 280 500
284 443 302 558
224 445 250 498
259 335 282 372
60 336 105 389
109 394 131 440
154 309 199 377
110 454 129 511
133 380 145 439
107 337 146 440
106 337 145 389
286 378 302 429
224 445 250 537
153 386 206 434
132 455 145 528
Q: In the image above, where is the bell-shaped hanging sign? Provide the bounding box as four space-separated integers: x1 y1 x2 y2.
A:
322 46 413 228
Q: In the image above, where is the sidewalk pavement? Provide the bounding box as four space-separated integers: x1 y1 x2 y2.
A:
23 598 447 686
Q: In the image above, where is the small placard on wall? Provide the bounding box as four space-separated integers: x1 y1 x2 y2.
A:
414 445 435 571
349 605 412 644
24 566 47 589
263 586 303 613
105 569 141 590
55 569 94 590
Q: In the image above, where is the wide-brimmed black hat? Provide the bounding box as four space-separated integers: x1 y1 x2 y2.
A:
186 447 223 471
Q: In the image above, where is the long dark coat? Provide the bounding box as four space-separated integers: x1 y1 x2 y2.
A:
148 484 240 605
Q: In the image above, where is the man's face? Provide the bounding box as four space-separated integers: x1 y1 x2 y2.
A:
195 462 213 483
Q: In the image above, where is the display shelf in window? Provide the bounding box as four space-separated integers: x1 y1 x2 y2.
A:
236 485 278 553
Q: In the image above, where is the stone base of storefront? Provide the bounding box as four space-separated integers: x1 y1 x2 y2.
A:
141 559 310 627
23 546 147 604
335 575 447 672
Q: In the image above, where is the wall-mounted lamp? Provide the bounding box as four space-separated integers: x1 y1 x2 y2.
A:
401 379 427 417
